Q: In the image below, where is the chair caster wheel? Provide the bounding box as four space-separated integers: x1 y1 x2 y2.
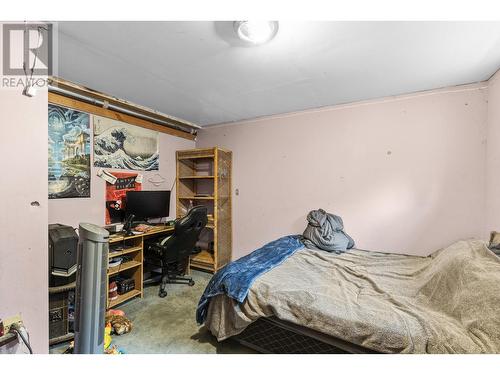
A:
159 290 167 298
188 280 195 286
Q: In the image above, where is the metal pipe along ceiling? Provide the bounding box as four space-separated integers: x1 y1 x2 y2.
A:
48 85 200 134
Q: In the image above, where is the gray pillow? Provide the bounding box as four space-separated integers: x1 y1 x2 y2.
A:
488 231 500 256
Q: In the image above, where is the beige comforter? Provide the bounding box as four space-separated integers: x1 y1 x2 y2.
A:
205 240 500 353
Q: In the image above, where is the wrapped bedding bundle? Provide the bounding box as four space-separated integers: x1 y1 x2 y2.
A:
302 209 355 253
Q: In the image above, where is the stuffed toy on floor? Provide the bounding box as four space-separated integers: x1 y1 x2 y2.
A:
105 310 133 335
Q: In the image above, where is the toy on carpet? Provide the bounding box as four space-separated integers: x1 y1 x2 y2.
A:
105 344 125 354
104 323 124 354
107 309 125 316
104 323 112 350
105 310 133 335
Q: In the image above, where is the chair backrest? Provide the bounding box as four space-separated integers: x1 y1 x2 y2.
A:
163 205 208 263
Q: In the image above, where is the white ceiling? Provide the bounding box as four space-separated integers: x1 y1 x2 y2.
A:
56 21 500 126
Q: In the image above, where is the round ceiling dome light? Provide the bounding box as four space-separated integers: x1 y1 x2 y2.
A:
234 21 279 45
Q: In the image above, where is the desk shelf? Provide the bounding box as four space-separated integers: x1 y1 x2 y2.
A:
108 289 142 309
108 260 142 276
108 245 142 259
106 226 174 308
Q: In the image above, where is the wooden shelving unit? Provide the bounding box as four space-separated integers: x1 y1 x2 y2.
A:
176 147 232 273
105 225 174 308
107 235 144 308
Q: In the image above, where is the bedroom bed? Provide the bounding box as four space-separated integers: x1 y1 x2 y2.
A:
201 238 500 354
232 316 376 354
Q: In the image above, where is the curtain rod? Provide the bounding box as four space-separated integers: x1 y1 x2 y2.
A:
48 84 200 135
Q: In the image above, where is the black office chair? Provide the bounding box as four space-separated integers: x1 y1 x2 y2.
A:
145 206 208 298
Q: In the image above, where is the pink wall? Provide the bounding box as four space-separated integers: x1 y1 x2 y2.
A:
197 83 489 258
0 25 49 353
486 70 500 235
48 123 195 228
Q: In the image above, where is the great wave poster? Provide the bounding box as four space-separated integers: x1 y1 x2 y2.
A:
93 115 159 171
48 104 91 199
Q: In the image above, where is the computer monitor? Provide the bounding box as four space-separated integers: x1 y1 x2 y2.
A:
125 190 170 221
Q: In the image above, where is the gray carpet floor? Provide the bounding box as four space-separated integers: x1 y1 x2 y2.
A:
51 270 255 354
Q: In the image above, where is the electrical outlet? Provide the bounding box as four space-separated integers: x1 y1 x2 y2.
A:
3 315 23 333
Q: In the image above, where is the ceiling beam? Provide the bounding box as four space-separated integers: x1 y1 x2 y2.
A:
48 76 199 138
49 92 196 141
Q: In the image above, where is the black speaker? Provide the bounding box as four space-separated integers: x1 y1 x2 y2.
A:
49 224 78 287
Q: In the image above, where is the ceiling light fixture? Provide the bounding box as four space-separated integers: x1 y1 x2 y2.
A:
233 21 279 45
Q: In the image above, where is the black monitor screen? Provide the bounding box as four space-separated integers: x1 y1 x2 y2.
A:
125 190 170 221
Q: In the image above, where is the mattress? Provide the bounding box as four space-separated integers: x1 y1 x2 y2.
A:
205 240 500 353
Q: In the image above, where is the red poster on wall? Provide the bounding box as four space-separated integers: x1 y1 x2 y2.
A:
105 172 142 224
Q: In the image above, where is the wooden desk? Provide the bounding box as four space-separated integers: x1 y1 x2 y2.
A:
108 225 174 244
107 225 174 308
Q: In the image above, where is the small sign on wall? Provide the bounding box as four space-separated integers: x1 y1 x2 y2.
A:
105 171 142 224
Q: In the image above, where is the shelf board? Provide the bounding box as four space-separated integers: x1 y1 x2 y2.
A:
191 249 215 265
108 289 142 308
108 245 142 259
178 155 214 160
107 260 142 276
178 196 214 200
109 225 174 243
179 175 215 179
190 262 215 272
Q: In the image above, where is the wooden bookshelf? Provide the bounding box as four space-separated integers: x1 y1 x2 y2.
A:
106 236 143 308
106 225 174 308
176 147 232 273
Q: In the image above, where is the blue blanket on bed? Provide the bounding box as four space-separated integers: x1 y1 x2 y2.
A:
196 235 304 324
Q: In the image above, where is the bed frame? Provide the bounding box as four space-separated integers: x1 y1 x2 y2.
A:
231 317 378 354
